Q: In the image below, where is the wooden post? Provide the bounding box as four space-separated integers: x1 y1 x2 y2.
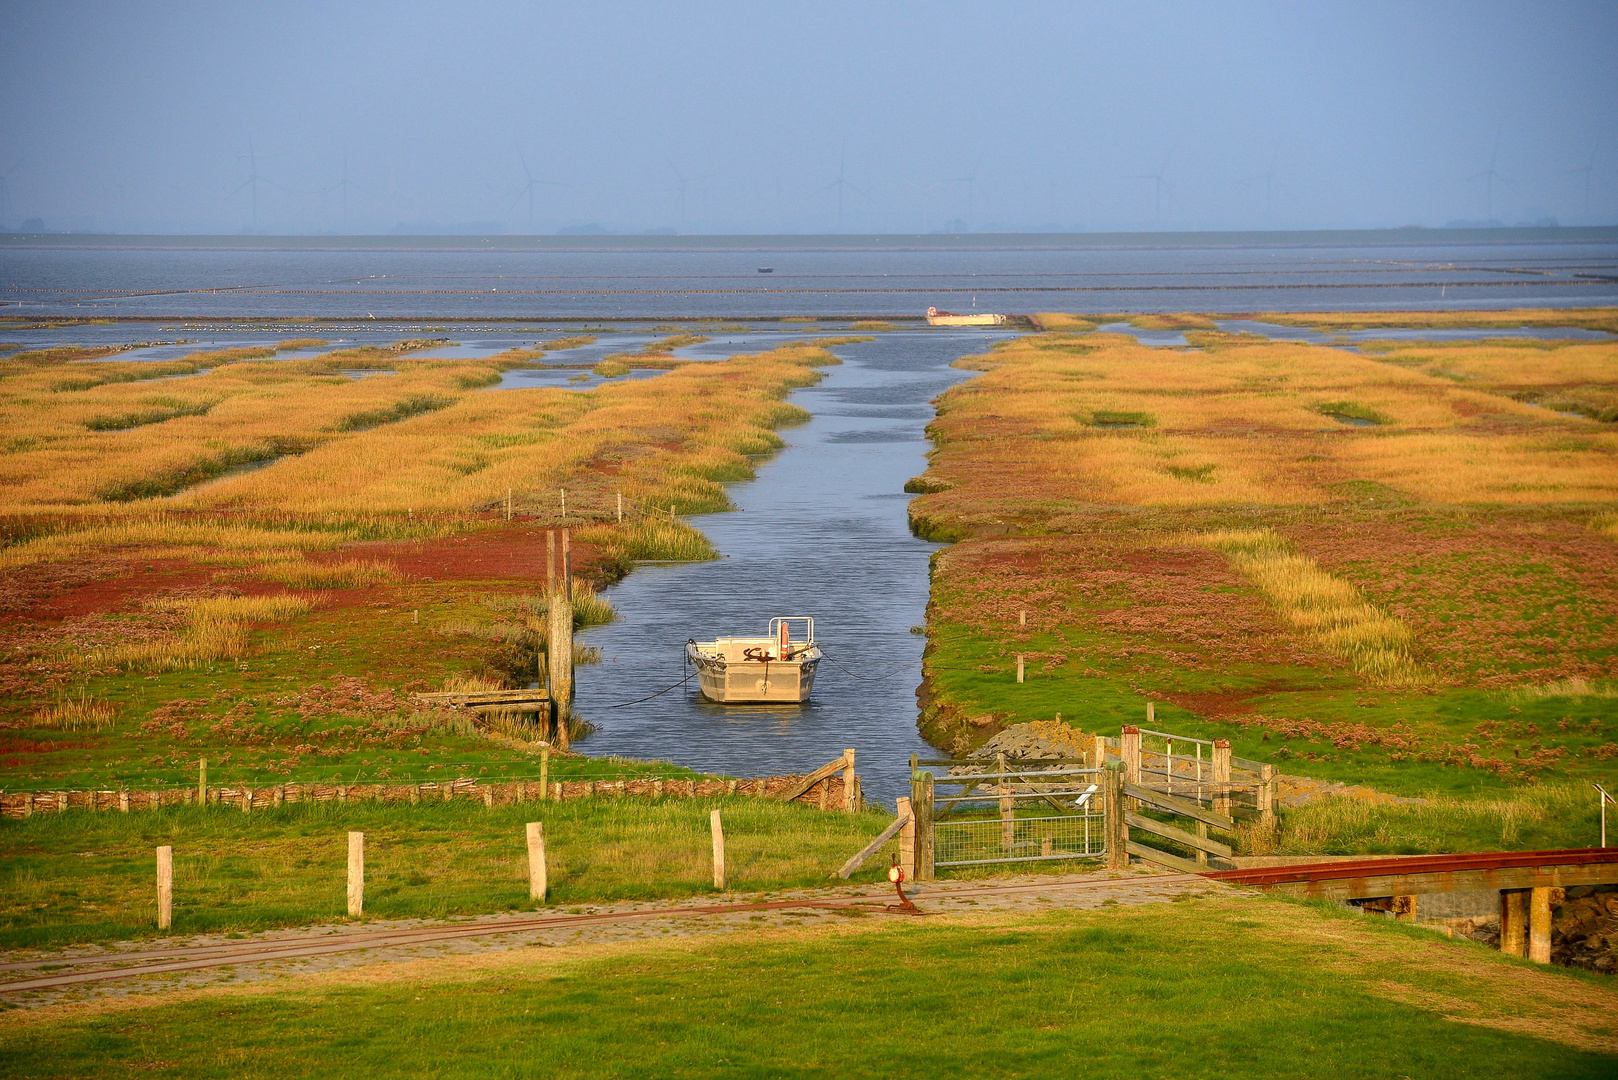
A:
1258 764 1277 829
198 758 207 806
1500 888 1529 957
548 533 573 750
1529 887 1562 963
1394 894 1417 922
546 529 556 595
617 491 623 523
1019 610 1026 627
1016 654 1024 683
1104 763 1128 870
1194 821 1209 868
1120 726 1141 787
119 790 130 813
540 746 550 798
842 749 856 813
560 488 566 520
156 845 173 930
897 797 915 882
710 809 726 890
997 752 1013 851
347 831 364 917
1146 701 1155 726
527 822 547 901
913 773 935 881
506 487 512 521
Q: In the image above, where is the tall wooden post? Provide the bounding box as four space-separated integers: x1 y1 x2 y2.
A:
915 773 935 881
1500 889 1529 957
527 822 547 901
1120 726 1141 786
997 752 1013 851
842 749 856 813
897 796 915 882
347 831 365 917
1104 763 1129 870
547 530 573 749
1212 739 1232 816
710 809 726 890
157 845 173 930
1529 887 1562 964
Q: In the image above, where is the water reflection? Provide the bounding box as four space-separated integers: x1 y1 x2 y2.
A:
573 330 1008 806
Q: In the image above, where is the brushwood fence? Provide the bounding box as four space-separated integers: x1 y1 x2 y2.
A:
0 771 859 819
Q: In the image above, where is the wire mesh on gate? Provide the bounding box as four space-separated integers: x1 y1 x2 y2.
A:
929 766 1106 868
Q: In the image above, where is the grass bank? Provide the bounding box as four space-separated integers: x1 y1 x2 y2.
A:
2 897 1613 1076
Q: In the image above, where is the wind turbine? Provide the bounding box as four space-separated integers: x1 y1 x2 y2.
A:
1568 139 1602 221
1465 132 1508 220
1126 141 1177 225
512 153 566 233
941 166 979 230
0 158 25 228
663 155 700 230
1237 150 1278 224
231 140 286 232
814 147 867 232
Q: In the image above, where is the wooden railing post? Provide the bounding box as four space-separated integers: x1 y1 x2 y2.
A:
911 772 935 881
347 831 364 917
897 797 915 882
1500 888 1529 957
156 845 173 930
1104 763 1128 870
1212 739 1232 816
198 758 207 807
842 749 856 813
1120 726 1141 793
1258 764 1277 830
527 822 547 902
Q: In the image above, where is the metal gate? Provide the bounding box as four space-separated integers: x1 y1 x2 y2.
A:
914 757 1108 871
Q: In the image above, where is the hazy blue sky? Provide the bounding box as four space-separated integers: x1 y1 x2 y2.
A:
1 1 1614 234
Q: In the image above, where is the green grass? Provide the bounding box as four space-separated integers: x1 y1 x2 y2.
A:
2 898 1611 1077
0 798 899 950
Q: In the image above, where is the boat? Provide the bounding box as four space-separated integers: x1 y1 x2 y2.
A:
757 267 774 273
926 306 1007 327
686 617 821 703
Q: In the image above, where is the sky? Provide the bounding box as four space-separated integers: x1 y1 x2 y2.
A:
0 1 1614 235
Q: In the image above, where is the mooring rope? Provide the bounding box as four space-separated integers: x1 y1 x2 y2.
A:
816 651 916 682
607 671 696 708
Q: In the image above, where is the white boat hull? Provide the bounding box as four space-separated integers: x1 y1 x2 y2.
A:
687 634 820 704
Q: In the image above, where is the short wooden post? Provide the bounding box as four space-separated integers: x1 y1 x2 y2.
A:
506 487 513 521
1212 739 1232 816
539 746 550 798
198 758 207 806
1258 764 1277 829
347 831 364 917
1019 610 1026 627
1016 654 1024 683
842 749 856 813
527 822 547 901
156 845 173 930
560 487 566 520
1120 726 1141 787
1104 763 1128 870
274 785 285 808
1529 887 1561 963
897 796 915 881
1146 701 1155 726
710 809 726 890
617 491 623 523
997 752 1013 851
1500 888 1529 957
119 790 130 813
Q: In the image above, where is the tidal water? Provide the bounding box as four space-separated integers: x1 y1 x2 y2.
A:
3 238 1616 324
572 332 1000 807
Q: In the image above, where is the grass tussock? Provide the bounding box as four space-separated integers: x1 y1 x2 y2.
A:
251 558 398 589
86 593 315 672
577 519 718 563
1192 529 1422 686
33 695 120 732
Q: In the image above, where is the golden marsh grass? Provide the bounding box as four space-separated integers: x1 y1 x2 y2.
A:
85 593 316 672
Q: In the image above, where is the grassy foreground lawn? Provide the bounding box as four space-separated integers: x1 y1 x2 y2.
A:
3 897 1613 1078
0 798 899 950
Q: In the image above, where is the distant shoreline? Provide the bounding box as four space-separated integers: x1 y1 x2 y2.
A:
3 226 1616 253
